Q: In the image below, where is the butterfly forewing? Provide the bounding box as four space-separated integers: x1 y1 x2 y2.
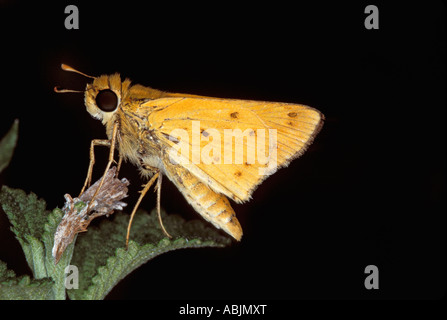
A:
143 97 323 203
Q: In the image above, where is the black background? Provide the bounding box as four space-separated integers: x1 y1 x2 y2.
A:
0 1 445 302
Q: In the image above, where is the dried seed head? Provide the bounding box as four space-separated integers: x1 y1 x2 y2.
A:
52 167 129 264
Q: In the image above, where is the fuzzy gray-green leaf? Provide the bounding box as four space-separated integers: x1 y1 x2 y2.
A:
42 207 77 299
0 186 50 277
0 186 49 241
0 260 54 300
68 210 232 300
0 187 75 299
0 185 232 300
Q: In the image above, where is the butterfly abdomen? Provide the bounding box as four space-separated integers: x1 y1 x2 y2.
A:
163 162 243 240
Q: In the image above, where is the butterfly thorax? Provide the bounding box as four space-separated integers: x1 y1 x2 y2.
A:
119 112 164 174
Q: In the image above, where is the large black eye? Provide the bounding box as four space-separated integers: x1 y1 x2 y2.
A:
95 89 118 112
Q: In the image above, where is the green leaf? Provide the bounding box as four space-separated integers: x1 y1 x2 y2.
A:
0 260 54 300
1 185 232 300
0 186 48 241
0 119 19 174
0 186 76 299
41 207 77 299
68 209 232 300
0 186 49 276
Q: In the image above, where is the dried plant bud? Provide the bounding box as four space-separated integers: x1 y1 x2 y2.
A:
52 167 129 264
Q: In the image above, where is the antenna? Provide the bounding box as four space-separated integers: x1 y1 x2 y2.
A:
60 64 95 79
54 63 96 94
53 86 83 93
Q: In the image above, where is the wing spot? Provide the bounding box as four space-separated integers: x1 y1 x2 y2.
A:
288 112 298 118
230 112 239 119
201 129 209 137
234 171 242 177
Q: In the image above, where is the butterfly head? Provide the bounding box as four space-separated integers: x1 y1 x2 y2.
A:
55 64 130 125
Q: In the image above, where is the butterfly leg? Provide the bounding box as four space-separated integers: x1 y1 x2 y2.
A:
154 173 172 239
116 153 123 176
79 139 111 196
84 121 119 212
125 171 167 249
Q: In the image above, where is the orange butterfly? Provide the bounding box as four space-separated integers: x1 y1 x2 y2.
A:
55 64 324 246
